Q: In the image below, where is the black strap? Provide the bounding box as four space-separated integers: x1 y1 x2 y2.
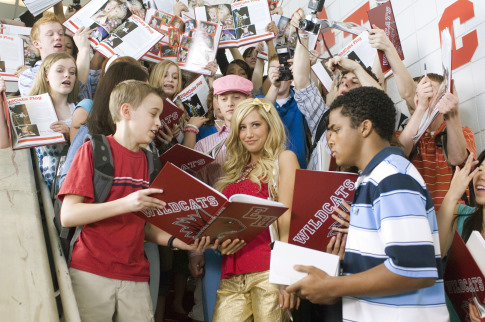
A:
309 109 330 155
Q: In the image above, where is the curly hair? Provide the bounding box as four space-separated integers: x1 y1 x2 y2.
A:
216 98 286 193
329 86 396 142
224 59 252 80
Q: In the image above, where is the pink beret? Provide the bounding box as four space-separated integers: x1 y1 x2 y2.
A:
213 75 253 96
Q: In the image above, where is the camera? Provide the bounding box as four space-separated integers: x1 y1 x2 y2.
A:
299 18 320 34
299 0 326 34
276 44 293 82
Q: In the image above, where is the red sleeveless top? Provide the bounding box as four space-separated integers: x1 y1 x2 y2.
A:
220 178 272 279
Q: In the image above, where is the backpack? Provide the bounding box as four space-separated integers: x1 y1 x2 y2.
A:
53 134 162 264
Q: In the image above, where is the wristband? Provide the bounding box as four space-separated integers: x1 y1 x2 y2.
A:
168 236 176 249
184 123 199 130
183 127 199 134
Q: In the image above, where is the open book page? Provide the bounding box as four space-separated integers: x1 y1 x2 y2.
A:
338 31 377 71
289 169 357 252
0 34 24 81
0 25 39 68
175 75 210 117
311 59 334 93
467 231 485 278
269 241 340 285
176 20 221 75
229 193 284 207
206 138 225 159
143 8 184 62
256 15 318 60
5 93 66 149
23 0 62 17
412 28 452 144
64 0 160 59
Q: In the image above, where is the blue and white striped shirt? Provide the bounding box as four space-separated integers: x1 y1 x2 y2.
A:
343 147 449 321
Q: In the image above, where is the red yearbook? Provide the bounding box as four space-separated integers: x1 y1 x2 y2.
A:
367 1 404 74
160 98 184 128
136 162 288 244
444 231 485 321
289 170 358 252
159 140 224 173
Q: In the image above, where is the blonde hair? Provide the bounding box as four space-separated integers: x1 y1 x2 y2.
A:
216 98 286 193
31 12 63 41
29 52 80 103
148 60 182 99
109 80 165 123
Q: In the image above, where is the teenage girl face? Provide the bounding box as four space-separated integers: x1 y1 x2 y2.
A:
46 58 76 95
162 65 179 96
473 161 485 205
244 49 257 69
226 63 248 79
207 7 217 21
239 109 269 158
65 36 74 55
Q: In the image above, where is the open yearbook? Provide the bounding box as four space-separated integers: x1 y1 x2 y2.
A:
136 162 288 244
143 8 221 75
289 169 358 252
0 24 40 70
64 0 162 59
444 231 485 321
175 75 210 117
0 34 24 82
3 93 66 149
269 241 340 286
412 28 452 144
159 140 225 173
194 0 274 48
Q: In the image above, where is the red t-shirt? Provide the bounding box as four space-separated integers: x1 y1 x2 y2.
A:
58 135 150 282
220 179 272 279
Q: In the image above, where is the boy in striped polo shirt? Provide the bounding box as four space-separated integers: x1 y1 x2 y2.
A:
287 87 449 321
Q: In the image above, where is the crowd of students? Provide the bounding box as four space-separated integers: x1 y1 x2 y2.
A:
0 2 483 321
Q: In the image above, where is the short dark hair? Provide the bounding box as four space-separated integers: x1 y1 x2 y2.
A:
224 59 252 80
329 87 396 142
413 72 444 84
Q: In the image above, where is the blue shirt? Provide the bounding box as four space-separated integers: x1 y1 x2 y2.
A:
343 146 448 321
256 90 308 168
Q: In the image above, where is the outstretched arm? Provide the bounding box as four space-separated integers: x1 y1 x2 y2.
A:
290 8 311 90
276 150 299 243
73 27 92 85
369 25 416 112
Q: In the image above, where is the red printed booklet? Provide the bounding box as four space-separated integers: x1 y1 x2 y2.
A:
289 170 358 252
3 93 66 150
159 140 224 173
444 231 485 321
160 98 183 128
136 162 288 244
367 0 404 74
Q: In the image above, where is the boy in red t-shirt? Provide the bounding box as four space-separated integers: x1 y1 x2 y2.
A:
58 80 209 322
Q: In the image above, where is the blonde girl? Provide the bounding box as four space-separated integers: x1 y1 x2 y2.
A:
30 52 80 190
213 98 299 321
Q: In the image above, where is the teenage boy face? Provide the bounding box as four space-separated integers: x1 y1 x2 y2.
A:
327 107 362 169
129 93 163 144
217 91 248 123
33 22 65 58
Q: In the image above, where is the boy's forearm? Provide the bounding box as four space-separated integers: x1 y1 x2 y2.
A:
398 105 427 157
329 264 435 298
383 46 416 110
61 195 129 227
145 223 191 250
293 37 310 90
353 65 381 89
445 114 468 165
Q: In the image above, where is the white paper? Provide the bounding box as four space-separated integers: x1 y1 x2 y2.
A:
269 240 340 285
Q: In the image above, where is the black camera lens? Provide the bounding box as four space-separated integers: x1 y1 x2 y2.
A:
299 19 316 32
